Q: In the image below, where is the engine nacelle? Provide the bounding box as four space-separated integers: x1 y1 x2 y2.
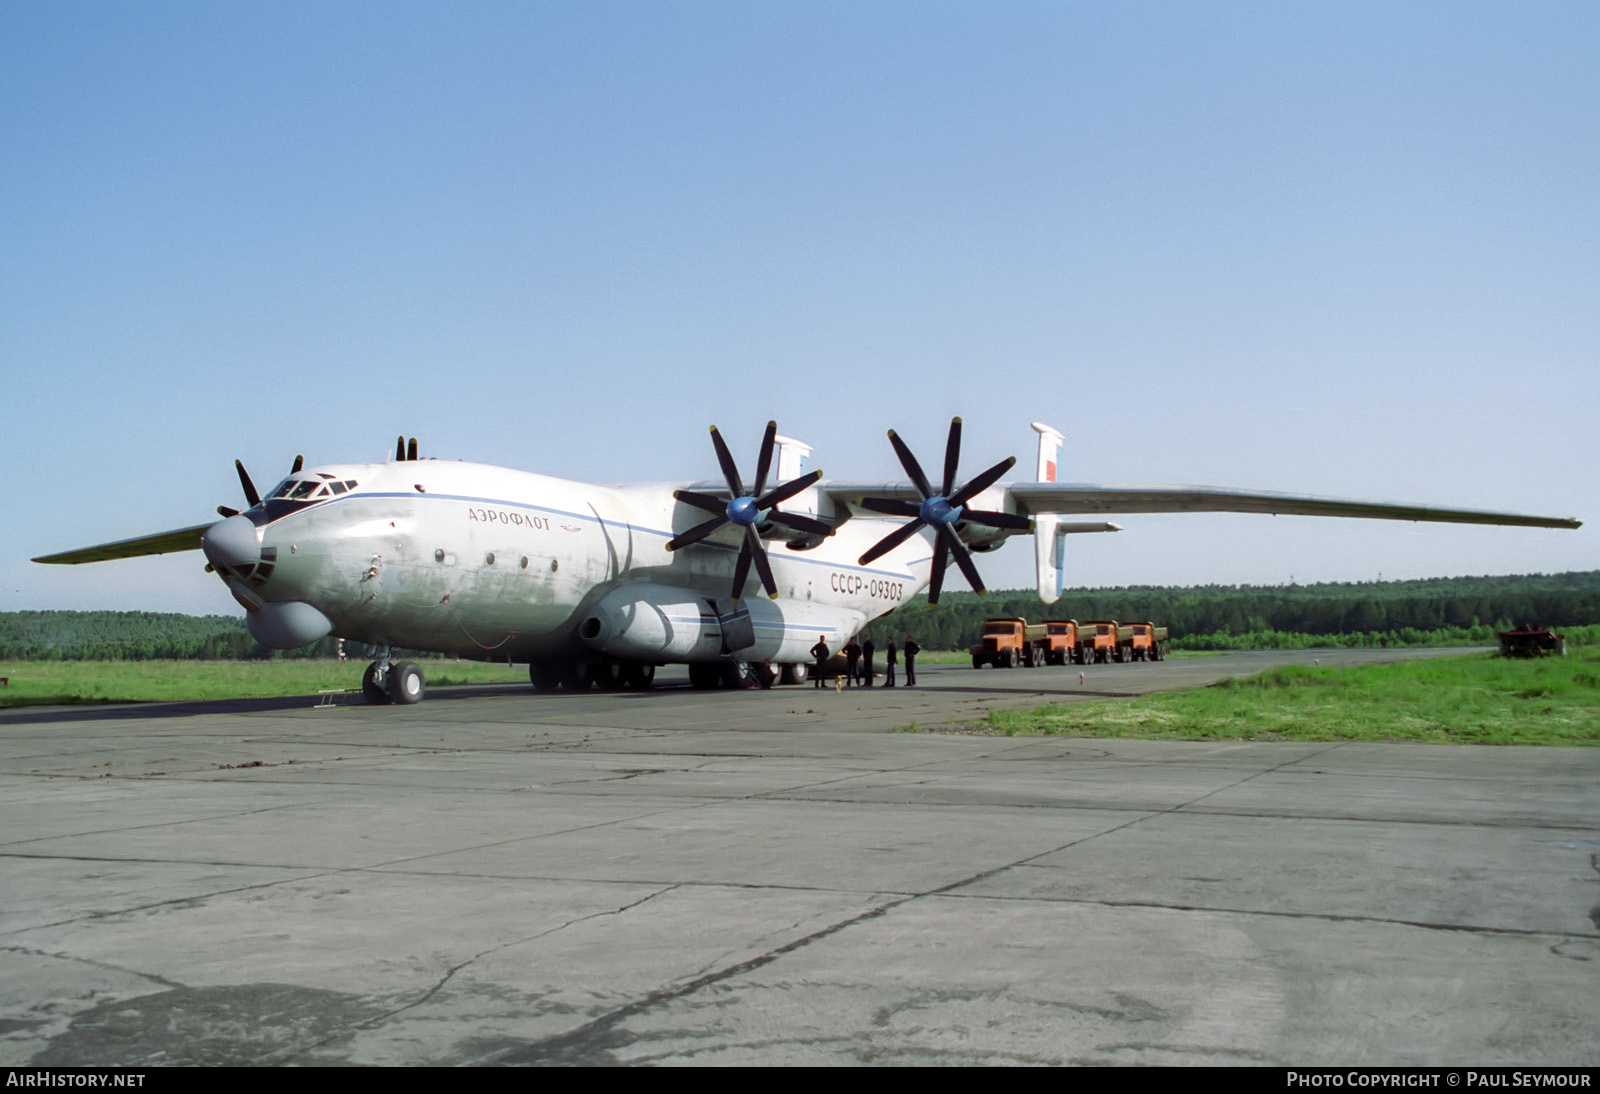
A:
578 582 864 664
956 485 1019 551
578 585 722 662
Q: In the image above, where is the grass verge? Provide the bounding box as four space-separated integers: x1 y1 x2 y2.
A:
0 660 530 708
978 648 1600 746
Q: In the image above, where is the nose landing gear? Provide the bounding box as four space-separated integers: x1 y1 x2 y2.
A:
362 648 426 705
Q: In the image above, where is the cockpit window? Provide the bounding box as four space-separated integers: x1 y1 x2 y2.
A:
262 476 358 506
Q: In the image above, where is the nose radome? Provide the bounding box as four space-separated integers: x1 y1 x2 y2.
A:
201 514 261 571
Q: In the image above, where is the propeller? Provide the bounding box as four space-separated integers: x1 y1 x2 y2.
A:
216 454 304 518
667 421 831 600
856 417 1032 604
395 436 418 461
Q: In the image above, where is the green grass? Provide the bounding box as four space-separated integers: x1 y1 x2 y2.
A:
979 648 1600 746
0 660 529 708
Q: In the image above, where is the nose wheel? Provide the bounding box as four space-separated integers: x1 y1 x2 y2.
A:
362 655 426 705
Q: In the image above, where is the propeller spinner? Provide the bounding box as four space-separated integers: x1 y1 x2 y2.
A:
667 421 831 600
856 417 1032 604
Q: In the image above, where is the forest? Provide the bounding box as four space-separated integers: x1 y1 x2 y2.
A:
4 571 1596 660
857 571 1600 650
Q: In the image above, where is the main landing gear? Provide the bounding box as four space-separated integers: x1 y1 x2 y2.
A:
528 658 778 691
688 662 776 689
529 658 657 692
361 647 426 705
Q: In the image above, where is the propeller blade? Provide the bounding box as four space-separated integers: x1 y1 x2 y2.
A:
746 526 778 597
666 514 728 552
407 437 418 461
730 536 754 599
766 511 834 538
856 497 920 519
948 455 1016 508
927 535 949 604
216 506 239 518
888 430 935 499
235 460 260 508
709 426 745 497
752 420 777 499
859 517 926 566
942 417 962 497
674 489 730 516
754 469 823 510
959 508 1033 532
290 455 303 474
396 436 406 461
941 524 987 595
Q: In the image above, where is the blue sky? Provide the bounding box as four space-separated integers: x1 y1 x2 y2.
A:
3 1 1594 614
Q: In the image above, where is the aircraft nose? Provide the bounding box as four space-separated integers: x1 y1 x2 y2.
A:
201 514 261 571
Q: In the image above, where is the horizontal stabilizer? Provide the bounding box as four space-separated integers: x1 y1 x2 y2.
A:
1006 485 1581 530
33 523 211 565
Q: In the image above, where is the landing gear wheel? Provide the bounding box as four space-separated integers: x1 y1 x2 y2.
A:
688 663 722 689
362 661 390 705
387 661 425 704
618 662 655 690
779 663 807 686
723 662 767 689
586 660 622 690
529 661 561 691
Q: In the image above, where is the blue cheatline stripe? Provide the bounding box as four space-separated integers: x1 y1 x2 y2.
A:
664 615 841 635
295 490 923 583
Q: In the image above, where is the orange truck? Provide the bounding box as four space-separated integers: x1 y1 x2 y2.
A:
1033 620 1081 666
1077 620 1129 664
1123 622 1169 662
970 618 1047 668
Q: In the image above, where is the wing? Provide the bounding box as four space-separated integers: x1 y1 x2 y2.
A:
33 524 212 565
1004 484 1581 530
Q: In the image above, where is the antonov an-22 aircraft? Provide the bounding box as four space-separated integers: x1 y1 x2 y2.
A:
34 420 1580 704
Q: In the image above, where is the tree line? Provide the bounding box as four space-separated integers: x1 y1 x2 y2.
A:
4 571 1596 659
857 571 1600 650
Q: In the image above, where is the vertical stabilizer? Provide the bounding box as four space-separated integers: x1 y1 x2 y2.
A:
1031 422 1065 603
774 434 823 520
774 435 813 483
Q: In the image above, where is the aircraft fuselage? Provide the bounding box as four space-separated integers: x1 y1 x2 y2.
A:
221 458 922 666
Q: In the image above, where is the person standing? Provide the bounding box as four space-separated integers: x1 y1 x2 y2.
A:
884 638 897 687
860 636 875 687
903 634 920 686
810 636 830 688
844 638 862 688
